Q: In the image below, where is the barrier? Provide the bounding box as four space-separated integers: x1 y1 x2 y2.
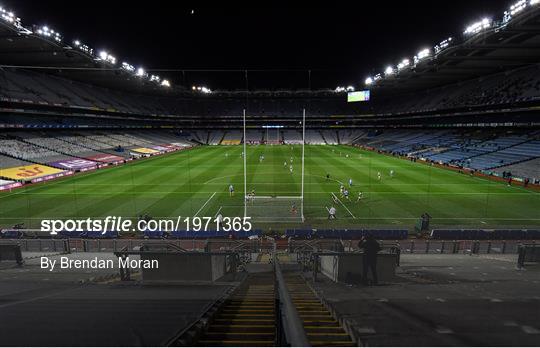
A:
0 230 24 239
286 229 408 240
86 154 124 164
0 239 69 253
315 252 399 284
517 244 540 268
0 244 23 264
114 250 239 283
431 229 540 240
149 229 262 239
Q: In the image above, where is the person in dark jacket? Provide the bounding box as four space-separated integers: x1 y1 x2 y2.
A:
358 234 382 285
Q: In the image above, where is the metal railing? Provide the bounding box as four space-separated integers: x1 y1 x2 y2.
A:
274 254 310 347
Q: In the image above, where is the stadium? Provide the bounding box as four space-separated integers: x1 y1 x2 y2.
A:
0 1 539 347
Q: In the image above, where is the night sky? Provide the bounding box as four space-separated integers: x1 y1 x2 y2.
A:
5 0 510 90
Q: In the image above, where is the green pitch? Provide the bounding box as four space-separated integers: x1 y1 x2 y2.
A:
0 145 538 230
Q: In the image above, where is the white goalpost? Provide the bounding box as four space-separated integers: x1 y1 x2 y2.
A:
243 109 306 223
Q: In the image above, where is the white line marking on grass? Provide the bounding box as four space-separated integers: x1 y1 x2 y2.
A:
214 206 223 218
194 192 216 217
331 192 356 219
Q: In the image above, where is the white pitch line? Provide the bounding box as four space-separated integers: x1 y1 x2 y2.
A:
194 192 216 217
214 206 223 218
331 192 356 219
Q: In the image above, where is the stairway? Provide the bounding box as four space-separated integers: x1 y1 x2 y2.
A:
285 274 354 347
197 272 276 346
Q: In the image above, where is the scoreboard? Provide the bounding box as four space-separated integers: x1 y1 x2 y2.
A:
347 90 370 102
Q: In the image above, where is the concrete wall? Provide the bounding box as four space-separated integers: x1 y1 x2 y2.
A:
141 253 230 283
211 255 227 281
319 253 397 283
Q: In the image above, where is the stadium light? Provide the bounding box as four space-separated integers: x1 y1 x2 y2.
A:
464 17 492 35
434 37 453 54
365 77 374 86
150 75 161 83
414 48 431 64
72 40 93 55
136 67 145 77
504 0 537 23
384 66 394 76
161 79 170 87
36 25 62 43
397 59 410 71
98 50 116 65
335 86 355 93
192 85 212 93
121 62 135 72
0 6 22 29
510 0 528 15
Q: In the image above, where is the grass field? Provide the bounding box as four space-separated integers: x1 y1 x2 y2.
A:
0 145 539 230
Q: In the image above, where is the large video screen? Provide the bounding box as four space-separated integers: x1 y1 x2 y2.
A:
348 90 370 102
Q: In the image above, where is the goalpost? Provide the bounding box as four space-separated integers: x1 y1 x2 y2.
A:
243 109 306 223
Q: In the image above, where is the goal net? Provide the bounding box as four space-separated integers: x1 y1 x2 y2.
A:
243 109 306 223
245 196 304 223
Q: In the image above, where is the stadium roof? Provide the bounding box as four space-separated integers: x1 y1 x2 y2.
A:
367 0 540 91
1 1 540 95
0 5 178 95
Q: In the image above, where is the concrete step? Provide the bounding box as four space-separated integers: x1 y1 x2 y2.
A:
203 332 275 340
208 325 275 333
197 339 274 347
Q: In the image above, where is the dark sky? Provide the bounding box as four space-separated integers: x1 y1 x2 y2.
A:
5 0 510 90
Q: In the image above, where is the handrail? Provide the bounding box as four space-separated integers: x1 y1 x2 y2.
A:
274 256 310 347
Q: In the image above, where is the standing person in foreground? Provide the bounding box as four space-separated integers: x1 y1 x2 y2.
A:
358 234 381 285
229 184 234 197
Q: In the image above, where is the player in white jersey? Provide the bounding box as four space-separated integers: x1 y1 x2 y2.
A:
216 213 223 224
328 206 337 219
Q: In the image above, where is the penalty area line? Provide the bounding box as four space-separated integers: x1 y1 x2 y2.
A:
194 192 217 217
331 192 356 219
